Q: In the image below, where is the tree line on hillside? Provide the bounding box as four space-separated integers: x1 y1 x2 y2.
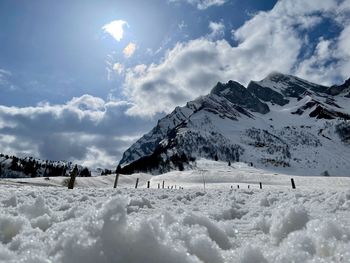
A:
0 153 91 178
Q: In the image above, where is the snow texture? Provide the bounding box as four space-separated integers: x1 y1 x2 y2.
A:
1 160 350 262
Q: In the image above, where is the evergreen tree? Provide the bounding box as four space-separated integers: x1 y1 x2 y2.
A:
10 157 20 171
101 169 112 175
116 165 121 174
62 167 67 177
31 161 38 177
80 167 91 177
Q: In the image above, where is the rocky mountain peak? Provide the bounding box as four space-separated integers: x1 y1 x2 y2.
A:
211 80 270 114
264 71 290 82
327 77 350 96
247 73 331 106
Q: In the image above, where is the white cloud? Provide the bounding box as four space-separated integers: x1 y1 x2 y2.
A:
0 69 11 86
123 42 137 58
338 25 350 57
113 63 125 75
178 20 187 30
335 24 350 79
0 95 154 168
0 69 11 76
169 0 227 10
124 39 231 116
0 69 18 91
122 0 350 117
102 20 128 42
295 38 338 84
208 21 225 40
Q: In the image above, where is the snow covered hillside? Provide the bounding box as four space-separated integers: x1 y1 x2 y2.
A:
119 72 350 176
1 160 350 262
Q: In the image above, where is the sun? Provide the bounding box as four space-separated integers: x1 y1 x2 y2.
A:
102 20 128 42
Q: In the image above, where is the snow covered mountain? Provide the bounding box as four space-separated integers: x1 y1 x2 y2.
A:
119 72 350 176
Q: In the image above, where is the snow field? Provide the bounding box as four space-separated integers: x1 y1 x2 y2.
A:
4 160 350 190
1 160 350 262
1 185 350 262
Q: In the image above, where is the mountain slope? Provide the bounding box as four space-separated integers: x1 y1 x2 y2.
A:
119 73 350 176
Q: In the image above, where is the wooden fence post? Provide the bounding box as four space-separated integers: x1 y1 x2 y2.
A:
135 178 139 189
68 165 78 189
113 173 119 188
147 181 150 188
259 182 262 189
291 178 296 189
114 165 121 188
162 180 165 189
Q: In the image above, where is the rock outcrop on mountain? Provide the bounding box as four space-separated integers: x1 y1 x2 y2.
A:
119 73 350 176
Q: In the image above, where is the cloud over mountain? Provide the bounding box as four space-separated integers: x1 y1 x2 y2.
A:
123 0 350 116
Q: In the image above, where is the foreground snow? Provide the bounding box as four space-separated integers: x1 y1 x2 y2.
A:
1 161 350 262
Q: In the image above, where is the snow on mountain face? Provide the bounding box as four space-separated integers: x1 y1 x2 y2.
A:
119 73 350 176
248 72 329 100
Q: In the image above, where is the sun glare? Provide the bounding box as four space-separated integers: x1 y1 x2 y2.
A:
102 20 128 42
123 42 136 58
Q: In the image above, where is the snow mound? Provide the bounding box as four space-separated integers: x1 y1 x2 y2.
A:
270 205 309 243
0 215 27 244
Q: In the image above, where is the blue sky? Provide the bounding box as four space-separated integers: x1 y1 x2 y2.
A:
0 0 277 107
0 0 349 168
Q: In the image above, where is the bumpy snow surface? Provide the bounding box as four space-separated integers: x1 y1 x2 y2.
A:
1 161 350 262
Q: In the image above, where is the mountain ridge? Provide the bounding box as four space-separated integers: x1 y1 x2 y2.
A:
119 73 350 176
